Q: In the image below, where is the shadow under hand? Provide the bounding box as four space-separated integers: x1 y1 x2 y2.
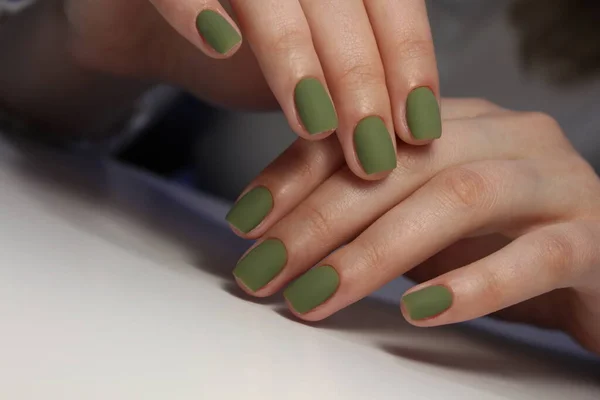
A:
274 294 600 383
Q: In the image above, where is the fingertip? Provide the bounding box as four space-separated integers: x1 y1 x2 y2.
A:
400 285 454 325
226 222 261 240
349 163 395 181
293 127 337 142
195 8 243 57
396 130 436 146
404 86 442 142
225 186 274 237
284 298 328 322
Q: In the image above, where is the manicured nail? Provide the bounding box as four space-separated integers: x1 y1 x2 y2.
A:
226 187 273 233
406 87 442 140
234 239 287 292
354 116 397 175
294 78 338 134
284 266 339 314
402 286 453 321
196 10 241 54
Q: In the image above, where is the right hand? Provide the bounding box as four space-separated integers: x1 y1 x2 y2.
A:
65 0 441 180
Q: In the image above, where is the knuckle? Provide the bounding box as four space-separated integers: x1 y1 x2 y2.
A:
274 141 319 184
393 146 427 175
536 232 577 281
297 201 334 239
478 269 505 310
270 23 310 56
522 112 565 140
393 37 434 63
436 167 499 210
355 238 390 274
577 225 599 267
524 111 558 128
336 59 386 90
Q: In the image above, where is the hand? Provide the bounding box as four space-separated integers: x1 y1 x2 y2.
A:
227 98 600 355
65 0 441 180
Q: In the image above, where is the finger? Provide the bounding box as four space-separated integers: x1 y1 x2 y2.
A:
400 221 599 326
149 0 242 57
299 0 397 179
225 136 343 237
364 0 440 144
229 0 338 140
231 119 527 295
406 234 511 285
282 160 561 319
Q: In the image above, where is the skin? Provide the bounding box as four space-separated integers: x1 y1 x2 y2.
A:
230 98 600 355
1 0 439 179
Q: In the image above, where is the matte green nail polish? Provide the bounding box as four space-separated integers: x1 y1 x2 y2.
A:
402 286 453 320
284 266 340 314
226 187 273 233
354 116 397 175
196 10 241 54
234 239 287 292
406 87 442 140
294 78 338 134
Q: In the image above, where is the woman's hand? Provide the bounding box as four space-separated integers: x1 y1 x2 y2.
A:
65 0 441 179
227 98 600 354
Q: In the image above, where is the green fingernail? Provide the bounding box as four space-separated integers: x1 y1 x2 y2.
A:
354 116 397 175
402 286 453 320
406 87 442 140
196 10 241 54
234 239 287 292
294 78 338 134
284 266 340 314
226 187 273 233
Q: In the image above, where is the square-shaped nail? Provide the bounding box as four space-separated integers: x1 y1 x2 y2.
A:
354 116 397 175
234 239 287 292
226 187 273 233
196 10 241 54
294 78 338 134
406 87 442 140
284 266 340 314
402 286 452 320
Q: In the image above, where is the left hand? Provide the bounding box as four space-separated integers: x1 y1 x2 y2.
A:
226 98 600 354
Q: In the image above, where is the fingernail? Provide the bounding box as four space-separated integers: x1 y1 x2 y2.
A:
406 87 442 140
226 187 273 233
234 239 287 291
284 266 340 314
402 286 453 321
354 116 397 175
196 10 241 54
294 78 338 135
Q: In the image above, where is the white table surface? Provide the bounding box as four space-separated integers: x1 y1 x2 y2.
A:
0 134 598 399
